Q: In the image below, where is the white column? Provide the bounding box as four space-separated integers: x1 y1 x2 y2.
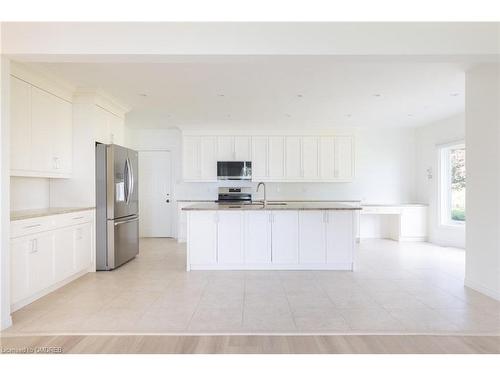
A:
0 49 13 328
465 63 500 300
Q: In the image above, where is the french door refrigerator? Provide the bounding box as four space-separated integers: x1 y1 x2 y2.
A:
96 143 139 270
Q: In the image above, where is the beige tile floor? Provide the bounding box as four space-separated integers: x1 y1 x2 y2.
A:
3 238 500 335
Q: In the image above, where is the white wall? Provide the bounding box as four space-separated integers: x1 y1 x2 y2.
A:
10 177 50 211
415 114 465 248
465 63 500 301
125 122 418 237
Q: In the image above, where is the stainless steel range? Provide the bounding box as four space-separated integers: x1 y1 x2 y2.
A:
217 187 253 204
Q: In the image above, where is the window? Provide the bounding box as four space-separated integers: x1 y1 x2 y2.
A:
439 141 466 225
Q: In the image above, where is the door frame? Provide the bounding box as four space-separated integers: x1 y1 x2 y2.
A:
137 149 174 238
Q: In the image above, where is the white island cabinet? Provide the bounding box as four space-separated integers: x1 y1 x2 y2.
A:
185 203 359 271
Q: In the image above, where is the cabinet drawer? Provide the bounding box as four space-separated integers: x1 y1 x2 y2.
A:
54 210 94 228
10 216 54 238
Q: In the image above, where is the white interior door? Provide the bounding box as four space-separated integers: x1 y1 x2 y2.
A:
138 151 172 237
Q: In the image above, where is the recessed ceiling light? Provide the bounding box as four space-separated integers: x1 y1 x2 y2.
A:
226 114 231 118
450 93 460 97
297 94 303 98
218 94 225 97
138 93 148 97
407 114 413 117
373 94 382 97
285 113 291 117
345 114 352 118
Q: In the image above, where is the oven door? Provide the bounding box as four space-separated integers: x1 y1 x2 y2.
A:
217 161 252 180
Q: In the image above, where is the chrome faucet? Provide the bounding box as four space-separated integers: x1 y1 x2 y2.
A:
257 182 267 206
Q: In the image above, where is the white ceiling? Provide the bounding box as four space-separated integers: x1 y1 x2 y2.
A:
33 58 465 130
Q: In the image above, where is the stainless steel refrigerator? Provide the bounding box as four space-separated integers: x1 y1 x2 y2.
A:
96 143 139 270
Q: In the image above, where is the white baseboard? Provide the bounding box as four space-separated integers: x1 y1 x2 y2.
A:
465 277 500 301
10 269 89 313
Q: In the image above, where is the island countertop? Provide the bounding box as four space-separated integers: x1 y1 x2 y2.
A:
182 202 361 211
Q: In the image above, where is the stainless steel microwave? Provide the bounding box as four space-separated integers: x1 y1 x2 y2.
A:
217 161 252 180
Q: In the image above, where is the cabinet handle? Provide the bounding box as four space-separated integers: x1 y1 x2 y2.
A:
72 216 84 220
24 224 41 229
30 239 38 254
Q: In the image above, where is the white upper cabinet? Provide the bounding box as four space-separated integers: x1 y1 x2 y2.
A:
200 136 217 180
334 136 354 180
234 136 251 160
302 136 319 179
217 136 234 160
285 136 302 179
184 134 354 182
182 136 217 181
10 77 31 171
319 136 336 180
10 76 73 178
268 136 285 179
251 136 268 180
216 135 251 161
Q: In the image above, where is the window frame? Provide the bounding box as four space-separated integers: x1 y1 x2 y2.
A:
438 140 466 227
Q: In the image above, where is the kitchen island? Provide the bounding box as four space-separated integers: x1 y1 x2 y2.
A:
183 202 361 271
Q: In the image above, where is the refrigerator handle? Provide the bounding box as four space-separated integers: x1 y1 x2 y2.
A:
124 158 131 204
128 157 135 202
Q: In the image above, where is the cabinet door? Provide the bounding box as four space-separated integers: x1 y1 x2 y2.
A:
326 211 354 266
200 136 217 181
285 136 302 179
188 212 217 265
271 211 299 264
268 136 285 179
10 77 32 171
302 136 319 180
54 227 75 282
244 211 271 264
31 86 56 172
319 136 335 180
10 238 30 304
109 112 125 146
183 136 200 180
217 136 234 161
299 211 326 264
51 95 73 174
95 106 110 144
27 233 54 294
335 136 354 180
234 136 251 160
75 223 92 272
217 212 243 264
251 136 268 179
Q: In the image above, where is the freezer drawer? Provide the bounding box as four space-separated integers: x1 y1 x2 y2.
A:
103 215 139 270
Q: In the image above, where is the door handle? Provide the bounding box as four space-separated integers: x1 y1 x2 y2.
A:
114 217 139 226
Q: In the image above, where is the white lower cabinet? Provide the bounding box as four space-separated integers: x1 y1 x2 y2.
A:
188 211 217 266
187 209 355 270
326 211 354 265
244 211 272 264
75 224 93 272
10 210 94 311
271 211 299 264
217 212 244 264
54 227 75 282
298 211 326 264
